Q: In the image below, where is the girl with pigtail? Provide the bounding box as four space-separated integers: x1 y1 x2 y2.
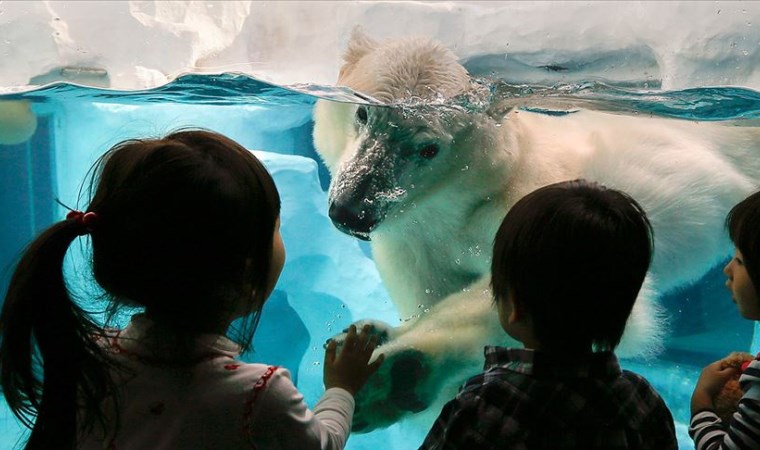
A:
0 129 383 449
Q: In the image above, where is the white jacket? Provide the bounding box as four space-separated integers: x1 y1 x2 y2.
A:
79 314 354 450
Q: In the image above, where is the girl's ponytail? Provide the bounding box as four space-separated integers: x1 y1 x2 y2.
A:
2 129 283 448
0 216 114 449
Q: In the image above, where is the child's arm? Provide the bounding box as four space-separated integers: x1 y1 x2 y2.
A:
690 359 760 449
249 325 382 449
250 369 354 449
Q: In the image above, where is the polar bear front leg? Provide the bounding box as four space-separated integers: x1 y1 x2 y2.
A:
343 277 510 432
339 274 667 432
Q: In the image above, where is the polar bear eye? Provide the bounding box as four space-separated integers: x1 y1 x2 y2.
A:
419 144 439 159
356 106 368 125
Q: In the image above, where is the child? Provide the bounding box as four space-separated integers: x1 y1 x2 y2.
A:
0 129 384 449
690 190 760 450
419 179 678 450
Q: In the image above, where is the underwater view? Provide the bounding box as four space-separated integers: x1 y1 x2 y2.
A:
3 1 760 449
0 73 759 449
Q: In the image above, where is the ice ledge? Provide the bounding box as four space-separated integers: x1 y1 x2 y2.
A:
1 1 759 92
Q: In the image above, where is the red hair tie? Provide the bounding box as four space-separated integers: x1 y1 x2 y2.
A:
66 210 98 235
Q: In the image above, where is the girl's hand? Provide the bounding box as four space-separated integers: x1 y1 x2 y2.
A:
691 359 739 415
324 324 385 395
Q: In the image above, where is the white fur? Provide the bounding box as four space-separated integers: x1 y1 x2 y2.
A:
313 29 760 430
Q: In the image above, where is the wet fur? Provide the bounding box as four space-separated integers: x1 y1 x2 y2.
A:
313 29 760 431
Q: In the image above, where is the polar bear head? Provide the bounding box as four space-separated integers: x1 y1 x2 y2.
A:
313 29 502 240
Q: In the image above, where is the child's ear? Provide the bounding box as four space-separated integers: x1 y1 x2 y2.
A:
242 258 262 304
506 292 526 325
507 302 519 324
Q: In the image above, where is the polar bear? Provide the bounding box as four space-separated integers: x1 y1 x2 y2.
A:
312 29 760 432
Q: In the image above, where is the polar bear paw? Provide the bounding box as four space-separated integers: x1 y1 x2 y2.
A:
352 347 431 432
326 321 436 432
325 319 395 348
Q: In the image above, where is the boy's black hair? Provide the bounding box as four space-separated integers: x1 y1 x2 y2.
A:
727 189 760 293
491 179 653 352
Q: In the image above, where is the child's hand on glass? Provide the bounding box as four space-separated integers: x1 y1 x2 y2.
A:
324 324 385 395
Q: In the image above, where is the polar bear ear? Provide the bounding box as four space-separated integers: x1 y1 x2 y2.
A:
339 26 379 80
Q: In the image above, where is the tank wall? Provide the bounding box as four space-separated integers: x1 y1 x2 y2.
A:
0 97 755 449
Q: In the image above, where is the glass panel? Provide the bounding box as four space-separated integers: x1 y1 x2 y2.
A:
2 3 760 449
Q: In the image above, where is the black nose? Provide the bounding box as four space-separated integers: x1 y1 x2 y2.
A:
328 202 377 240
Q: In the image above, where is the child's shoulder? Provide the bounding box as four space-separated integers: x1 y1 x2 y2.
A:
457 366 520 397
200 361 310 419
203 359 288 383
617 369 667 404
196 360 296 404
619 369 656 386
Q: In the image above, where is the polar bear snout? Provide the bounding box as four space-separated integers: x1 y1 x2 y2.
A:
327 137 407 239
328 198 379 241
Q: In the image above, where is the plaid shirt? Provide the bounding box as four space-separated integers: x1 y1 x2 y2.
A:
419 346 677 450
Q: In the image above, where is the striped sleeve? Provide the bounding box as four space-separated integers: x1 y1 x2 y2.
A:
689 359 760 450
690 410 735 449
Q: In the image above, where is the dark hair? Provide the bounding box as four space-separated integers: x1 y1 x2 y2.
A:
726 189 760 292
0 129 280 449
491 179 653 353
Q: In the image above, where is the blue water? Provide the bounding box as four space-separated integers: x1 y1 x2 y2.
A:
1 73 760 449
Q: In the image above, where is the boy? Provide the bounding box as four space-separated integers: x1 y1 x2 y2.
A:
419 179 678 450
